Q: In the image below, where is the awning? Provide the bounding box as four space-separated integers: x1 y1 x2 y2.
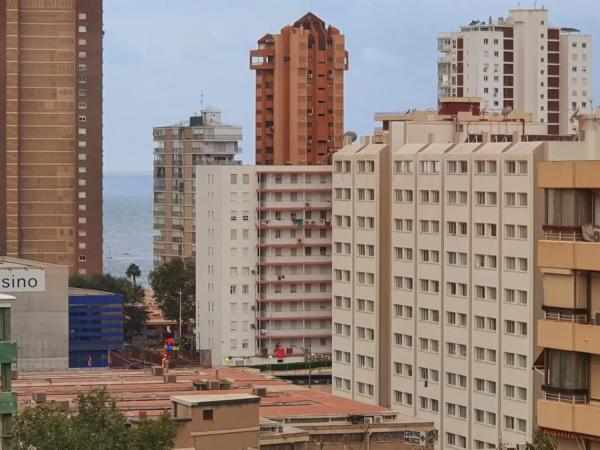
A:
533 350 545 371
541 427 600 442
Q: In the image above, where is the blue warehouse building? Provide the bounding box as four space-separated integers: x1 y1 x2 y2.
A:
68 288 125 368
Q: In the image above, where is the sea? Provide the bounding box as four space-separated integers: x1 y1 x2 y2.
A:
103 172 153 286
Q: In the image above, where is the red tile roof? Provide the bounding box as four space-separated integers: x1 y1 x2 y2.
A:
13 367 387 419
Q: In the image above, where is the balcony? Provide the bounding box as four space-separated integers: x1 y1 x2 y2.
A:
539 238 600 271
539 161 600 189
257 328 331 339
250 51 275 70
538 319 600 355
538 398 600 437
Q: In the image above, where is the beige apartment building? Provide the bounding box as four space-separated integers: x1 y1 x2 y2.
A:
153 108 241 266
250 12 348 165
196 165 332 367
0 0 103 275
438 8 593 134
535 113 600 449
331 109 553 449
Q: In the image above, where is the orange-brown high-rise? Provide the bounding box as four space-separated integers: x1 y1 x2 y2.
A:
250 12 348 165
0 0 103 276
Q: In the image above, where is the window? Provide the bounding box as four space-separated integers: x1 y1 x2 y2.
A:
420 160 440 174
203 409 213 420
78 25 87 33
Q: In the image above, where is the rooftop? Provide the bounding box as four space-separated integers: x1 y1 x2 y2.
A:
13 367 420 423
0 256 62 270
69 288 122 297
172 393 260 407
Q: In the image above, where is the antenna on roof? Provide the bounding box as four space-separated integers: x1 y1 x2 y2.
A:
200 91 205 111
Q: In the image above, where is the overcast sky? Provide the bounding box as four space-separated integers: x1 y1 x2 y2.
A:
103 0 600 173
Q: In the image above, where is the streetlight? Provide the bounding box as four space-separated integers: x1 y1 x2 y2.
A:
178 289 183 339
267 355 273 374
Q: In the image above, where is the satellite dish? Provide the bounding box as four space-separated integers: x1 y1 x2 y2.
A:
343 131 358 143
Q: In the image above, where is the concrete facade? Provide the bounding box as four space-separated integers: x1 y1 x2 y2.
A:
196 165 332 367
0 0 103 275
250 12 348 165
153 108 242 266
0 257 68 371
438 8 593 135
331 113 556 449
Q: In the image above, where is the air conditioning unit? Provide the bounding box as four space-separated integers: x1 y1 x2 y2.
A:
250 324 256 329
251 306 256 311
373 415 384 424
251 269 256 274
364 417 373 424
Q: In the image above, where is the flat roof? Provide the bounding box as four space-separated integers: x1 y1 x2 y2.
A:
13 367 416 422
69 288 121 297
0 257 61 270
172 393 260 406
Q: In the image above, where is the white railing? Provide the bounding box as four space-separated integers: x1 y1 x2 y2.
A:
544 311 588 324
544 390 587 404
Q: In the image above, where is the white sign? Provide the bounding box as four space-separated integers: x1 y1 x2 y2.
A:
0 269 45 292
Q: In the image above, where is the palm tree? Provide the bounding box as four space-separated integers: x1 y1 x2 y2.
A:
126 263 141 285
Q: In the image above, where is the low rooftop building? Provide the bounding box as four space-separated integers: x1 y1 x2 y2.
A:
13 367 435 449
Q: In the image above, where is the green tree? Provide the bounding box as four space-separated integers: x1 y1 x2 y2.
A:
125 263 141 285
69 272 148 342
129 413 178 450
14 403 75 450
526 429 556 450
148 257 195 324
14 389 177 450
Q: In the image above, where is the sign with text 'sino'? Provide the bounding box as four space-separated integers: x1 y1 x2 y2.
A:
0 269 45 292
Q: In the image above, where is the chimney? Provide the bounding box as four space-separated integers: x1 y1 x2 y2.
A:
453 131 461 144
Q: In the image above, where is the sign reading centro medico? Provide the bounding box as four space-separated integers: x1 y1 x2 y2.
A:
0 269 45 292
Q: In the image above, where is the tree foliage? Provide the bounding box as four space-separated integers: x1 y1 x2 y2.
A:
14 389 177 450
526 429 556 450
126 263 141 285
69 272 148 342
148 257 195 323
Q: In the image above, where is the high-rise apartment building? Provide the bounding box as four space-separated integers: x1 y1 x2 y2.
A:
0 0 103 275
331 110 554 449
196 165 332 367
535 113 600 449
250 12 348 165
438 8 593 135
153 108 241 266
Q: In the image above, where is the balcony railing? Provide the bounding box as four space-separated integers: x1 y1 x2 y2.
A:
543 386 588 404
544 310 588 324
543 225 583 241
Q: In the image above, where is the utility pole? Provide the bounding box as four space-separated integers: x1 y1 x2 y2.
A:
0 295 17 450
178 290 183 339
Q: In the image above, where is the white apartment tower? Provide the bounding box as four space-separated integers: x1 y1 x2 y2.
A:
438 8 593 135
197 165 333 367
332 113 551 449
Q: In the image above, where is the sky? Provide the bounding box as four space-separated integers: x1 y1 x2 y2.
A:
103 0 600 173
